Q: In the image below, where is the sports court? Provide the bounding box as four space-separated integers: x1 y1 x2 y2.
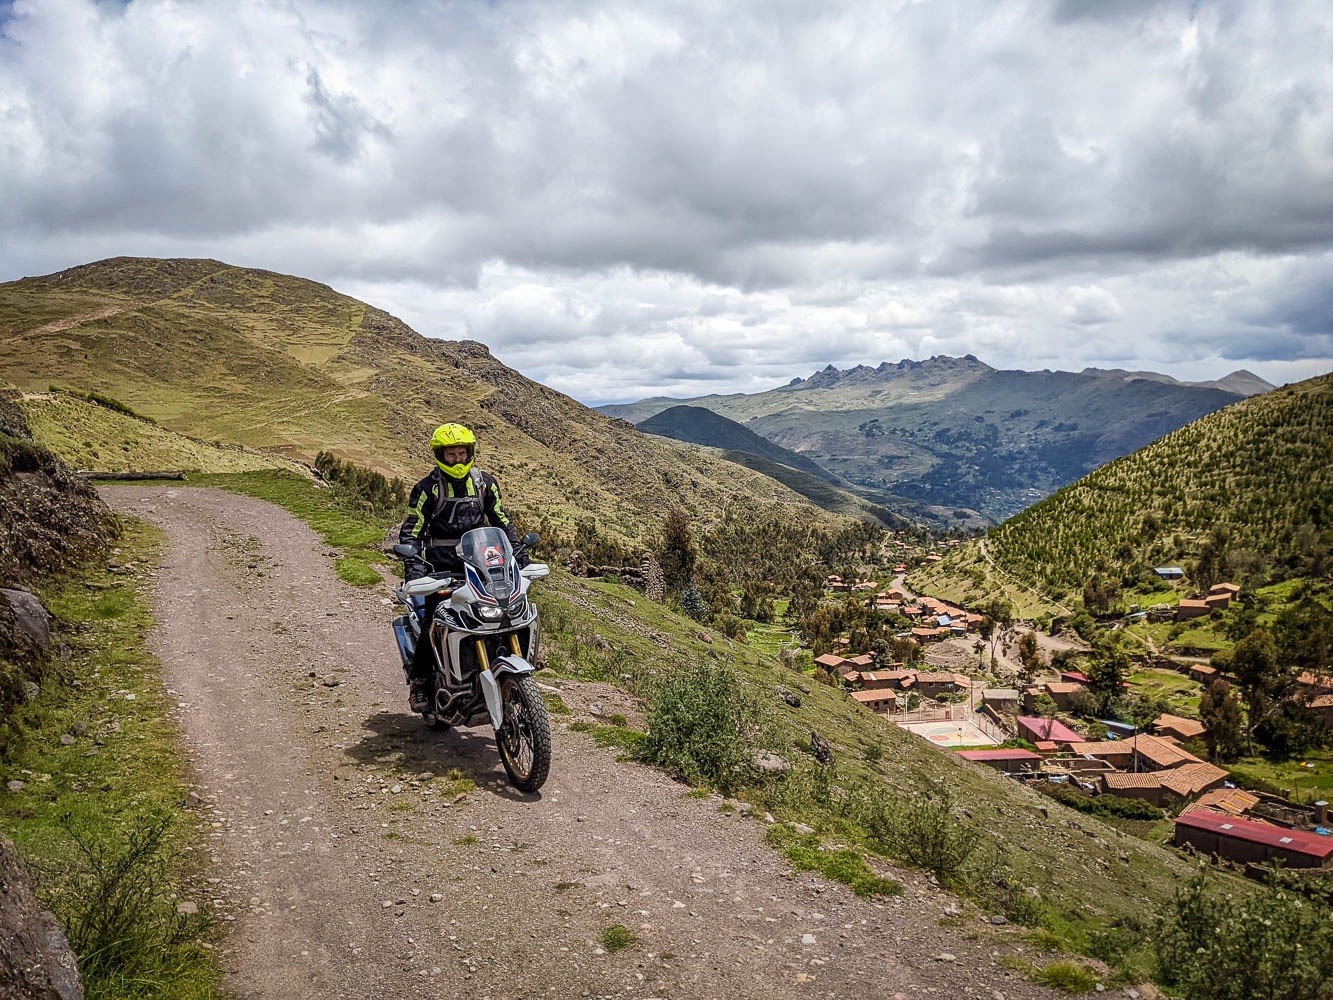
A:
897 719 995 748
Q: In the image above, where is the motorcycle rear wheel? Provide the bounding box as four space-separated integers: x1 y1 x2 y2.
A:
496 675 551 792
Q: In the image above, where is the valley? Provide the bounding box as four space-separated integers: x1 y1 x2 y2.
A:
603 356 1271 523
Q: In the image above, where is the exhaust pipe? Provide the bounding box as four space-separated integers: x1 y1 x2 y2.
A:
392 616 415 670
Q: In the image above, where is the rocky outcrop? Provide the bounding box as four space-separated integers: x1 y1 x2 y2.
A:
0 391 114 590
1 393 112 730
0 834 83 999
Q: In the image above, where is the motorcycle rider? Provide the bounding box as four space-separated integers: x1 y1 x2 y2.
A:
398 423 525 711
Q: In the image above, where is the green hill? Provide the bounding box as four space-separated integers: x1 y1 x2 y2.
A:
0 257 867 551
639 404 839 483
912 372 1333 611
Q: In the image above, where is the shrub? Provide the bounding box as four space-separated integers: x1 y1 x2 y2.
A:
60 812 211 987
1039 783 1161 820
640 661 773 794
715 612 747 641
313 450 406 516
1154 869 1333 1000
886 780 990 882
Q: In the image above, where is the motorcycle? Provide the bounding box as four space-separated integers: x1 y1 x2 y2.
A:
390 527 552 792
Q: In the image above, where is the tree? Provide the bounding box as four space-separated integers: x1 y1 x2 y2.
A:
1198 679 1245 762
1086 636 1130 717
656 508 698 594
679 583 709 623
1231 628 1295 754
980 598 1014 666
1082 573 1121 614
1191 526 1232 592
1032 692 1059 718
1016 631 1044 685
977 617 996 666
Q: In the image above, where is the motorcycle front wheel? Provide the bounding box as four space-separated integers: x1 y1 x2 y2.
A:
496 675 551 792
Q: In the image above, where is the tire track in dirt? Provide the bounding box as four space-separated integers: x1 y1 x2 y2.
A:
104 486 1074 1000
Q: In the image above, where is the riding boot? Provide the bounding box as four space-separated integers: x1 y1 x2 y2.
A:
407 642 434 712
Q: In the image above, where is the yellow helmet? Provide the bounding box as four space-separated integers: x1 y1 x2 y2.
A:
429 423 476 479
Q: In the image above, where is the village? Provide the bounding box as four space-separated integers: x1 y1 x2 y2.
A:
814 566 1333 875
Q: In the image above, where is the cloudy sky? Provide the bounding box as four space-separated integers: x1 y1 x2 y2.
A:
2 0 1331 403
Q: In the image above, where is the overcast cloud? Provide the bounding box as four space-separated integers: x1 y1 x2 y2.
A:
2 0 1330 403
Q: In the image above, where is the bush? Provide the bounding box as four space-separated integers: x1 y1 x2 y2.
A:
313 450 406 516
640 661 773 794
886 780 990 882
715 612 747 641
1154 869 1333 1000
1039 783 1161 820
601 924 636 952
60 812 212 987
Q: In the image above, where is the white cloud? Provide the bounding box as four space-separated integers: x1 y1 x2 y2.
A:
1 0 1330 402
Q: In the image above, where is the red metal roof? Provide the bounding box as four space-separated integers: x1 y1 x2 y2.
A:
1174 811 1333 859
956 749 1042 762
1017 717 1084 743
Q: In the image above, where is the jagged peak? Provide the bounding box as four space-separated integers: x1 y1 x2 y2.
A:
794 353 991 386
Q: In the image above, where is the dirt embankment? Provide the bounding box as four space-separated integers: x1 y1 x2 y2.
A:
100 486 1082 1000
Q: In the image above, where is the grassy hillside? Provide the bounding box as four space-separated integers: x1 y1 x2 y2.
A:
0 257 861 551
639 404 840 483
913 372 1333 609
19 390 306 476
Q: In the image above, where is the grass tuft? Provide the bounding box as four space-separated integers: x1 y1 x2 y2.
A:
1034 960 1099 993
601 924 637 953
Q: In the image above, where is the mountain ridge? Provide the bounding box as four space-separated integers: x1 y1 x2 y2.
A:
598 355 1270 522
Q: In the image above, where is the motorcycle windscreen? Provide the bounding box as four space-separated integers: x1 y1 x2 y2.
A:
458 526 517 601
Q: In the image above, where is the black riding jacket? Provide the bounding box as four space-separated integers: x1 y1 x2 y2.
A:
398 467 521 571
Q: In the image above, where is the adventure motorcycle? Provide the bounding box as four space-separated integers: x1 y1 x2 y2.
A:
390 527 552 792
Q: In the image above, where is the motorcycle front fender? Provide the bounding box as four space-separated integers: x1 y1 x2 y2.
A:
479 655 537 731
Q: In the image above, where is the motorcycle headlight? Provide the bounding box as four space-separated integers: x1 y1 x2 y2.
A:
476 604 504 622
507 595 528 618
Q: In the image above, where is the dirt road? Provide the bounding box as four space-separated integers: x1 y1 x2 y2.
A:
104 486 1073 1000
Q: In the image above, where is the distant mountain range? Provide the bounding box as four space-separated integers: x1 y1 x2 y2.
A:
600 356 1273 523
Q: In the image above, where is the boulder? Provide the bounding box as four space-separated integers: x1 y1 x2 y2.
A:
0 834 83 999
1 589 51 654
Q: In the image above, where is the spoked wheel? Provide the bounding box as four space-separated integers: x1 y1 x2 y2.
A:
496 675 551 792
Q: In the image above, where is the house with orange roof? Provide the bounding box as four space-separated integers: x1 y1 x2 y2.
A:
1101 772 1168 806
910 626 949 642
1154 713 1207 742
1043 682 1085 712
913 672 971 698
1158 762 1228 800
1188 787 1261 817
1076 734 1204 772
860 670 916 691
1190 664 1218 685
814 653 847 673
1175 598 1211 620
850 689 898 716
1311 693 1333 726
